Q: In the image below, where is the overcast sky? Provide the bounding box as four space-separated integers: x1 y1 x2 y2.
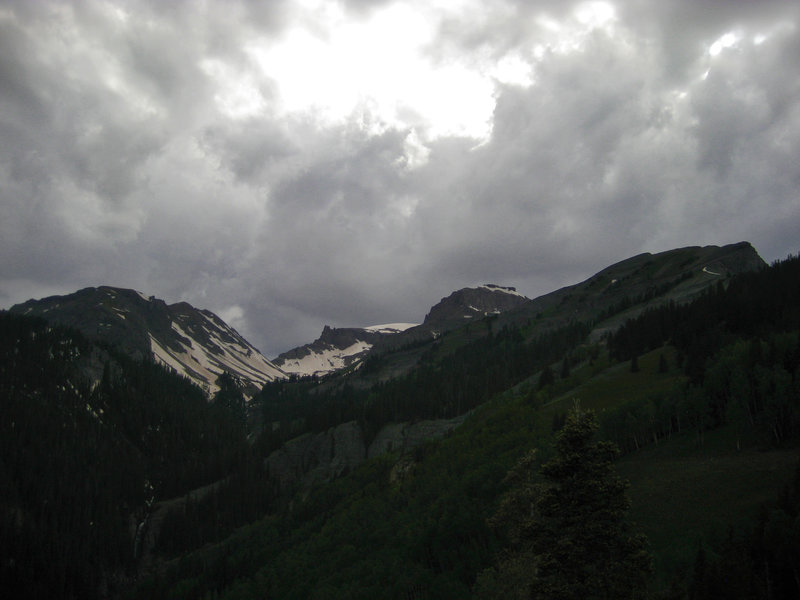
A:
1 0 799 356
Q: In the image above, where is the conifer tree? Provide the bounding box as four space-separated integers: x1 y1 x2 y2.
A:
480 406 653 599
214 371 247 428
534 407 652 598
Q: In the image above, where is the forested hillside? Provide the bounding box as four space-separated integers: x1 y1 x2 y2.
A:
0 314 250 598
130 254 800 599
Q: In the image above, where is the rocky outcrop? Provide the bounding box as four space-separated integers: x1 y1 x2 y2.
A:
264 415 468 493
367 414 469 458
422 284 529 326
265 421 367 492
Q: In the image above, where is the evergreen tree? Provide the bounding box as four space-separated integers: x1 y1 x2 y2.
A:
214 371 247 430
482 406 653 599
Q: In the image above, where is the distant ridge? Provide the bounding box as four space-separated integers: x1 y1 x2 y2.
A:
272 284 531 378
273 323 416 378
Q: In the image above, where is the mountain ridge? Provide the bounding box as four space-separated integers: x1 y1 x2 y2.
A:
6 242 765 389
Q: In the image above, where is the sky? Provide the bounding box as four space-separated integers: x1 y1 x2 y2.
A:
1 0 799 357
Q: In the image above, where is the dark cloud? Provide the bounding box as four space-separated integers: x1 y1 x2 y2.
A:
1 0 799 356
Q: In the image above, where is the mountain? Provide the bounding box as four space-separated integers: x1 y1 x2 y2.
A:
253 242 768 496
7 243 762 391
273 322 417 378
9 286 285 395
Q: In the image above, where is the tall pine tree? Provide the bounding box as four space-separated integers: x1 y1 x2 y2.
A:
479 406 653 599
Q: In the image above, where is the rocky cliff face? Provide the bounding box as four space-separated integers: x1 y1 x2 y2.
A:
265 421 366 491
264 414 468 492
422 284 529 327
366 414 469 458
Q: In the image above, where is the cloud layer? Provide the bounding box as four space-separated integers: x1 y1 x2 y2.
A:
2 0 799 356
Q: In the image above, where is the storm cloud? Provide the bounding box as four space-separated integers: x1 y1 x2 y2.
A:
1 0 799 356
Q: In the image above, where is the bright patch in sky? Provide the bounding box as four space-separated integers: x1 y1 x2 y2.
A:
247 2 497 140
574 1 616 28
200 0 632 145
709 31 741 56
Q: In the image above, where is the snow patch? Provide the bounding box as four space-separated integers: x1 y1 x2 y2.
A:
478 284 528 299
362 322 417 333
150 319 285 397
279 340 373 378
150 334 192 380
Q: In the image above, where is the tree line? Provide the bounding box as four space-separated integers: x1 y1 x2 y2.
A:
256 320 591 453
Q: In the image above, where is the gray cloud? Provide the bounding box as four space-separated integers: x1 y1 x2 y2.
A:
1 0 799 357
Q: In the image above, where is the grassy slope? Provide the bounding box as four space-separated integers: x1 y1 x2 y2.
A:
547 347 799 586
618 427 799 584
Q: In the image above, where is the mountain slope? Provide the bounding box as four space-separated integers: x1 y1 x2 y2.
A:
503 241 766 337
9 286 286 395
3 241 789 600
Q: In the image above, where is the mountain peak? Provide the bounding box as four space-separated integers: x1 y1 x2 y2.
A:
10 286 285 395
422 284 530 326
